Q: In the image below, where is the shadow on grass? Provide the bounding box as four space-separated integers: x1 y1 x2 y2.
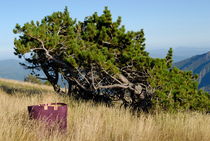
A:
0 85 48 95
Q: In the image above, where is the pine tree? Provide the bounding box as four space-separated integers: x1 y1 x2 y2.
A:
165 48 173 68
13 7 210 112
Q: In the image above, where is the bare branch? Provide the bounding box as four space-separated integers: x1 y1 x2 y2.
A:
75 68 90 85
116 74 130 84
102 69 123 84
71 77 90 92
30 48 44 51
57 27 62 35
91 64 96 90
97 84 129 89
97 83 135 92
27 34 53 59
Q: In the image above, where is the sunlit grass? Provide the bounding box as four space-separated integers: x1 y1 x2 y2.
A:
0 78 210 141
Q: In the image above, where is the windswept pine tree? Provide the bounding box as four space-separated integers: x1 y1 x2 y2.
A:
13 7 210 111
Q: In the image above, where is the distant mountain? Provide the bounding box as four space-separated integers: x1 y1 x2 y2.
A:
0 59 65 87
0 59 31 81
174 51 210 92
147 47 210 63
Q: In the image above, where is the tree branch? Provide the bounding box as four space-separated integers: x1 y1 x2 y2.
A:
91 64 96 90
71 77 90 92
102 69 123 84
76 68 90 85
27 34 53 59
97 84 129 89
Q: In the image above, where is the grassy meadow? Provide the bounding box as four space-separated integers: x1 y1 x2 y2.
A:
0 78 210 141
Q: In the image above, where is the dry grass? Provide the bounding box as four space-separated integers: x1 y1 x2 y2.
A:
0 78 210 141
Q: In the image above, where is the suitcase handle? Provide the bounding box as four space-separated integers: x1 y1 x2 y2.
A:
42 104 58 110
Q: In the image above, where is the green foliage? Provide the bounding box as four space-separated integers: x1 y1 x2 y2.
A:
24 74 51 86
43 80 51 86
24 74 42 84
149 64 210 112
165 48 173 68
13 7 210 112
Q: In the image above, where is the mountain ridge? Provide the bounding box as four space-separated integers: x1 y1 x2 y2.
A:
175 51 210 92
0 59 30 81
148 47 210 62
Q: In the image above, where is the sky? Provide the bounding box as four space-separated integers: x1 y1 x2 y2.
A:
0 0 210 59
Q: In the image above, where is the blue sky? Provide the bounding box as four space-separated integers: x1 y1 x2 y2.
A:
0 0 210 59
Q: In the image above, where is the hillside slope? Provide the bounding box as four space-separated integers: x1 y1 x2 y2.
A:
0 78 210 141
175 51 210 92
